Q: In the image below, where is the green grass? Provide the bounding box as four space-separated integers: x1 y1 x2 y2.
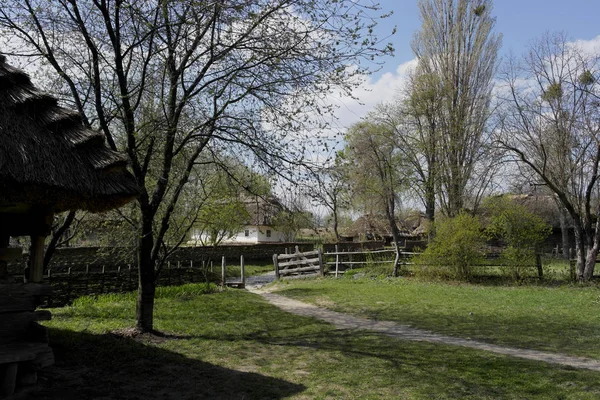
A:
271 274 600 360
30 282 600 399
226 260 274 278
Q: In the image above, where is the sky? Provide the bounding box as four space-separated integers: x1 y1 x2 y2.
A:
328 0 600 135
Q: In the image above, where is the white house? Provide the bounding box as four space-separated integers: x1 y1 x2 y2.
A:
189 195 293 245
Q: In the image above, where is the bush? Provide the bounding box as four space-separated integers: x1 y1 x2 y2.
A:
483 196 551 280
413 212 486 280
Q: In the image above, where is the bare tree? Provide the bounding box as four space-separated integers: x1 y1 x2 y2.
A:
0 0 392 331
412 0 501 216
495 32 600 281
305 157 351 241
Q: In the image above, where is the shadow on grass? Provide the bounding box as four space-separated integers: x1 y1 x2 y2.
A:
14 327 305 400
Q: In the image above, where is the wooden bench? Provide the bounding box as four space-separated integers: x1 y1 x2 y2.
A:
0 342 54 396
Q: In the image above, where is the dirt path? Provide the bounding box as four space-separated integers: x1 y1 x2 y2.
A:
247 286 600 372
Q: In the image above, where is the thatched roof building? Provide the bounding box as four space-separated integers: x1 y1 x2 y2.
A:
0 55 137 213
0 54 138 395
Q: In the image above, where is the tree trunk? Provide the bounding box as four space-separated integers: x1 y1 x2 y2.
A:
574 228 586 281
558 207 570 260
136 213 156 332
584 246 598 280
332 204 340 242
44 211 76 269
424 176 436 223
386 197 402 277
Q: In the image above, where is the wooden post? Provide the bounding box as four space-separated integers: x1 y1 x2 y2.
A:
240 255 245 286
273 254 280 280
318 248 324 277
335 244 339 278
536 254 543 279
1 362 18 396
190 260 194 283
29 235 45 283
98 265 104 294
221 256 226 289
569 248 575 282
166 261 170 285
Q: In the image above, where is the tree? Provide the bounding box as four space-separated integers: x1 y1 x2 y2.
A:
411 0 501 216
495 32 600 281
374 67 443 222
305 156 351 241
0 0 392 331
341 120 407 276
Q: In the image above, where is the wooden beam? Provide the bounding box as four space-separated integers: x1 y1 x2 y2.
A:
29 236 45 283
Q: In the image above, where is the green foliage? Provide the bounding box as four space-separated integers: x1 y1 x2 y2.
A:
484 196 551 278
414 212 486 280
194 199 250 246
541 82 563 102
579 70 595 86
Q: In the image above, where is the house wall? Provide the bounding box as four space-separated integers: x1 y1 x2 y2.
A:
190 225 290 244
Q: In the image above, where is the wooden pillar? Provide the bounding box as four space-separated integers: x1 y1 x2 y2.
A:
318 248 324 277
240 255 245 286
221 256 226 289
29 235 46 283
273 254 280 280
0 235 10 279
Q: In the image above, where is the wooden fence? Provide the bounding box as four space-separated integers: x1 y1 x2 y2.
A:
273 247 324 279
324 245 401 277
321 247 549 279
41 260 220 306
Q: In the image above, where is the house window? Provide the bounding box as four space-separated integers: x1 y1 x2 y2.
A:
266 229 271 238
244 230 250 237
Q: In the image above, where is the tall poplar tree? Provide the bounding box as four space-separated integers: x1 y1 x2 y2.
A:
411 0 501 216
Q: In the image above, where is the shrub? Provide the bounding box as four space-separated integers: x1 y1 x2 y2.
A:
413 212 486 280
483 196 551 280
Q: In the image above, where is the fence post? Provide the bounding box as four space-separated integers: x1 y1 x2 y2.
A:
167 261 171 285
273 254 280 280
536 254 543 279
221 256 226 289
569 248 575 282
335 244 339 278
100 265 105 294
240 255 245 286
318 248 324 277
190 260 194 283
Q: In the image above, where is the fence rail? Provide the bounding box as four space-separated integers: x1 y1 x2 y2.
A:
273 247 324 279
38 260 220 307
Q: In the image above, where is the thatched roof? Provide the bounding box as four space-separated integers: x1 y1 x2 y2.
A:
343 214 415 239
243 195 285 226
0 55 138 212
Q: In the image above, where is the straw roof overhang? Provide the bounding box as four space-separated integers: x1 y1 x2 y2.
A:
0 55 138 213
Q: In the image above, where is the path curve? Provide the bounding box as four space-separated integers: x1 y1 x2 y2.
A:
247 286 600 372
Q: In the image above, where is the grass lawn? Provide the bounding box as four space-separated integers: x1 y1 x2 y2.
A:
22 283 600 399
270 274 600 360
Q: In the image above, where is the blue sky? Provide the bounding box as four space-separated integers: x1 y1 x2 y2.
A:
324 0 600 138
374 0 600 77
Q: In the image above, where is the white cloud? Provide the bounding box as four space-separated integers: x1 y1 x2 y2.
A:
328 58 417 129
570 35 600 55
